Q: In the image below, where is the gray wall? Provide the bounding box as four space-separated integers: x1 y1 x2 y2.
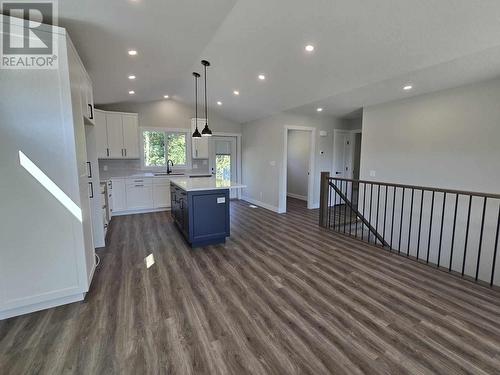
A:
360 78 500 193
242 110 350 211
99 99 241 133
359 78 500 285
287 130 310 199
97 99 242 176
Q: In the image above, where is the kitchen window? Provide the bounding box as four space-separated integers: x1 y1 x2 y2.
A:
141 129 188 168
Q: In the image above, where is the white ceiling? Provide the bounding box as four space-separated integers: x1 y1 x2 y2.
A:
59 0 500 123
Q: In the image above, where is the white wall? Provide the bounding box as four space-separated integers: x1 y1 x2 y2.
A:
359 78 500 285
360 78 500 193
242 110 351 211
287 130 310 199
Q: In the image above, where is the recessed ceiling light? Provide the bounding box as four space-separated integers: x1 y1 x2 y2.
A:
217 101 222 106
128 75 136 80
128 50 137 56
163 95 169 99
129 90 135 95
305 44 315 52
258 74 266 80
316 107 323 112
233 90 240 96
403 85 413 91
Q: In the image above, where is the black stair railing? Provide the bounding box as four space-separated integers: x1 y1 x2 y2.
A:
319 172 500 287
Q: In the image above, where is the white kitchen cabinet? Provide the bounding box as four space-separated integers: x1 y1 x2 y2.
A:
110 178 126 212
122 114 139 158
0 18 96 319
126 182 153 210
192 118 209 159
95 110 108 158
95 111 139 159
153 178 172 208
82 75 94 125
106 113 125 158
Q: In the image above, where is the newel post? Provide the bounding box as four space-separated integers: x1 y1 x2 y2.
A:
319 171 330 227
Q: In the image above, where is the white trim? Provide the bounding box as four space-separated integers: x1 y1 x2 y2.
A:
332 128 361 179
241 196 280 213
287 192 307 201
281 125 316 213
0 293 84 320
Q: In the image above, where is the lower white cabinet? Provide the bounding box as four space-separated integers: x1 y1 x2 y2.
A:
153 179 172 208
110 177 171 214
126 183 153 210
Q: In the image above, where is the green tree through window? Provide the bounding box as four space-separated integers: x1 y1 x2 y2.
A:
143 130 187 168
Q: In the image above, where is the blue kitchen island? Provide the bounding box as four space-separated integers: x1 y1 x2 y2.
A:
170 177 245 247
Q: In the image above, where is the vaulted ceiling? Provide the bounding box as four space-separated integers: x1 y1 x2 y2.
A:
59 0 500 123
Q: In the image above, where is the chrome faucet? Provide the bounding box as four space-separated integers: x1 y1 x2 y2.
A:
166 159 174 174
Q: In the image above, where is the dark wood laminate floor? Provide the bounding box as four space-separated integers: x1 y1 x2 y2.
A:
1 198 500 375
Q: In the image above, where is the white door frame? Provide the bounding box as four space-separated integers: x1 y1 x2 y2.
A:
280 125 316 213
212 132 242 200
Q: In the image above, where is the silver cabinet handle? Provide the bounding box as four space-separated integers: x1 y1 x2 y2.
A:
124 148 127 157
88 182 94 198
106 148 109 157
135 184 144 187
134 179 143 182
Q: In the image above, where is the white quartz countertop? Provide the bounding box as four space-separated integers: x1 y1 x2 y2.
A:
170 177 246 191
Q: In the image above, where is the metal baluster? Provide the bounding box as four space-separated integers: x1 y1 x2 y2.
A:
426 191 435 264
355 182 359 238
461 195 473 276
449 194 459 272
343 180 348 234
383 185 388 249
475 197 488 281
390 187 396 251
349 181 353 236
375 185 380 246
368 184 373 243
490 204 500 287
437 192 447 268
398 188 405 254
417 190 424 261
328 182 332 230
362 183 367 241
407 189 414 257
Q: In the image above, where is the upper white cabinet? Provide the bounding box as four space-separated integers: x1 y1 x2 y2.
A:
82 75 94 125
191 118 209 159
95 110 139 159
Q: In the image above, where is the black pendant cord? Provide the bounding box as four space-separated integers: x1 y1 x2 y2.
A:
195 74 198 127
204 63 208 127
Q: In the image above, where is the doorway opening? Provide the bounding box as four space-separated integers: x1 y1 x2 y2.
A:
209 135 238 199
332 128 362 207
280 126 316 213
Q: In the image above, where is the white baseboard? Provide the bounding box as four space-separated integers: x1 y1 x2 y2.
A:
287 193 307 201
0 292 85 320
112 207 170 217
241 196 280 213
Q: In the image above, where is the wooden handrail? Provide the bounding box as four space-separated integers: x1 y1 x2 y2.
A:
328 177 500 200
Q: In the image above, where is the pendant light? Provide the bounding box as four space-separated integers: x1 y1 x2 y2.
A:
201 60 213 136
192 72 201 138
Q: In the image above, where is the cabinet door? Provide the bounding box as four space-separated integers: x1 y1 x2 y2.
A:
106 113 124 158
122 114 139 158
191 118 209 159
126 184 153 209
111 179 126 212
94 110 109 158
153 181 171 208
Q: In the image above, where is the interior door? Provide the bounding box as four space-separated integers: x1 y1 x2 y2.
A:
333 131 354 204
210 136 237 199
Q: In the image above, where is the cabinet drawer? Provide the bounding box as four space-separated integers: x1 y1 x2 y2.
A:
126 177 152 186
126 184 153 209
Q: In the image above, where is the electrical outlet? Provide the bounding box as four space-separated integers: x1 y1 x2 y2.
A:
103 165 108 171
192 163 198 169
369 170 376 177
269 160 276 167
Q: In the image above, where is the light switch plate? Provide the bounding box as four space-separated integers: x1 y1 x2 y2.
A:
369 170 376 177
319 130 327 137
217 197 226 204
